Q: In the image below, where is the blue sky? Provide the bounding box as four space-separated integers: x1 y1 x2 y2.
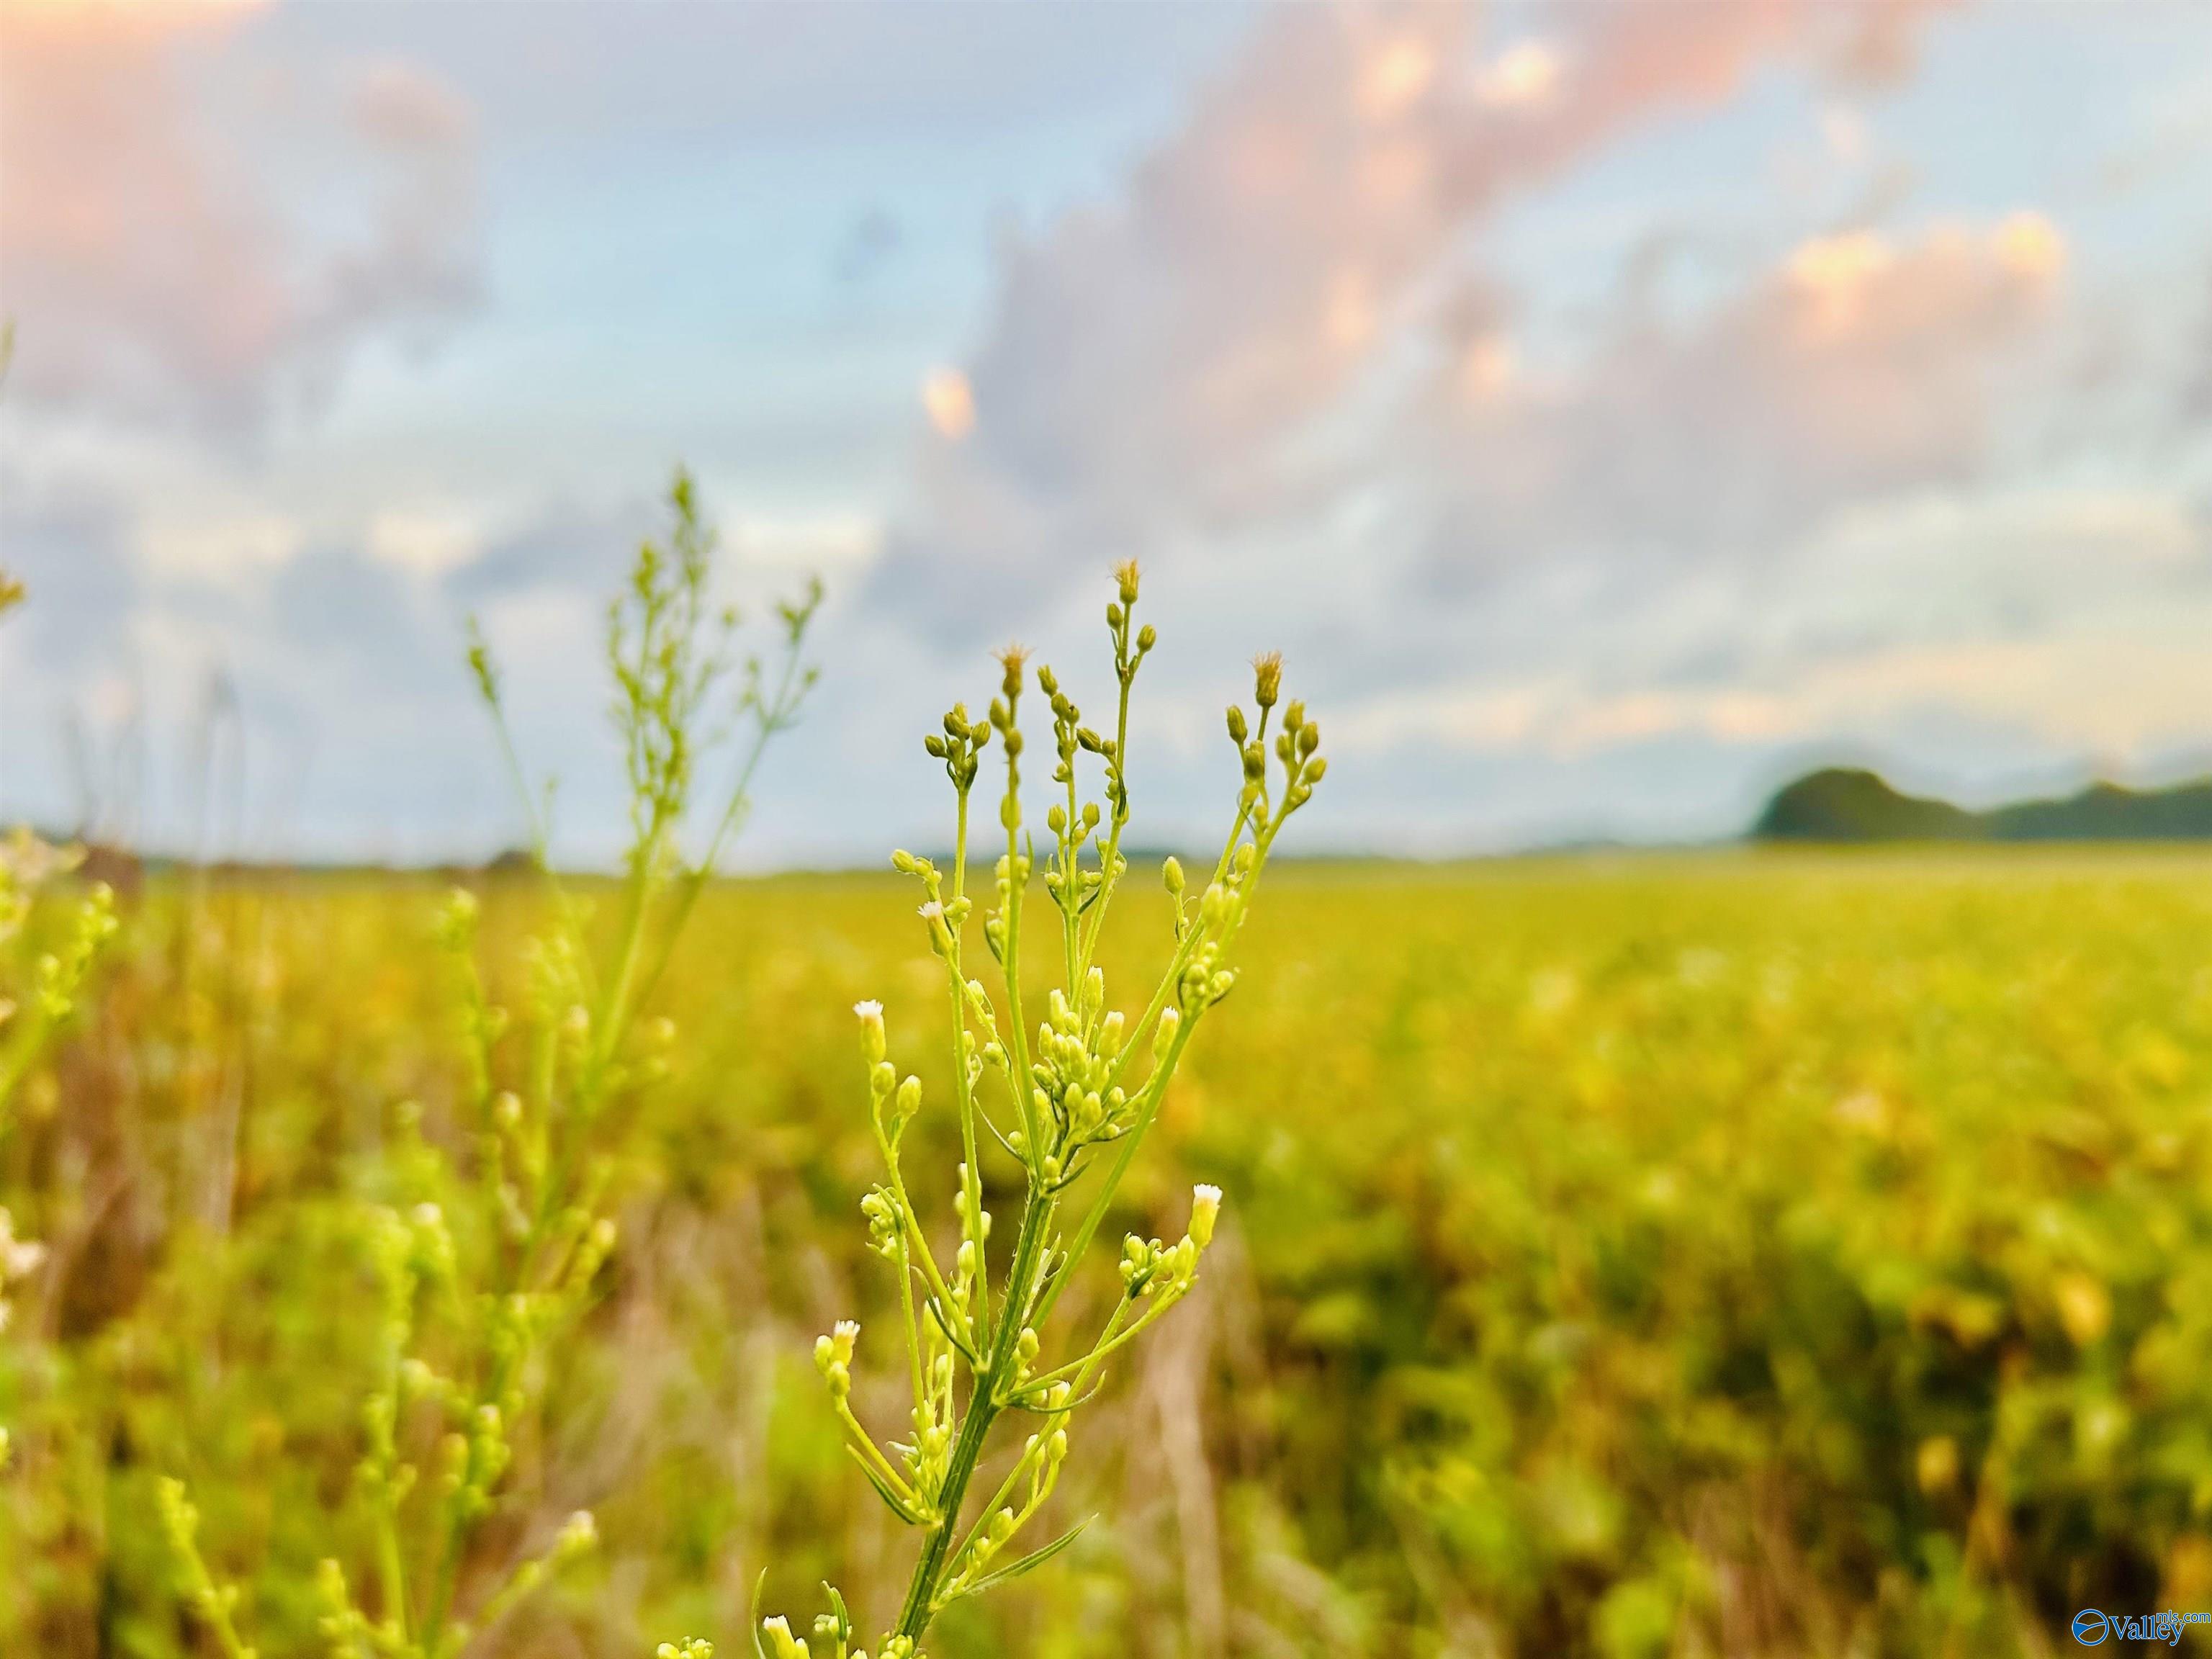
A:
2 0 2208 868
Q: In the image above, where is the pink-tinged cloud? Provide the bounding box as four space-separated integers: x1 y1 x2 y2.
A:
1417 215 2067 585
876 0 1961 628
0 1 480 437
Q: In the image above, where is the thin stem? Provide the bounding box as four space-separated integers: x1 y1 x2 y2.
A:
629 636 809 1018
583 840 658 1104
1061 758 1082 991
1000 848 1040 1173
893 1190 1058 1640
1079 667 1136 975
1021 1292 1176 1395
953 786 971 907
896 1236 927 1411
837 1395 922 1507
479 688 593 992
0 1015 50 1119
945 948 989 1345
877 1136 961 1344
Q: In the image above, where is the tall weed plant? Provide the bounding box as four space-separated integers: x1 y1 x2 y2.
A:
717 562 1326 1658
158 471 819 1658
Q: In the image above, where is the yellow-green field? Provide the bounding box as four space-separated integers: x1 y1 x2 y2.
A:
6 851 2212 1657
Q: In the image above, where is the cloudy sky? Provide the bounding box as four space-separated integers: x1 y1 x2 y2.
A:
3 0 2208 868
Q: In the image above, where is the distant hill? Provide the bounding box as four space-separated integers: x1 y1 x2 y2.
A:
1753 768 2212 843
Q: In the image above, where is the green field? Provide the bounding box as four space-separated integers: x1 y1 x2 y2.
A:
6 852 2212 1656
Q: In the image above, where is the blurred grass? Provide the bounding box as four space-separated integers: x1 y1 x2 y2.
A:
6 849 2212 1656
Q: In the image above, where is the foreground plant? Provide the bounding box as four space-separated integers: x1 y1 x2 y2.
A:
0 576 122 1472
165 469 819 1658
732 564 1324 1656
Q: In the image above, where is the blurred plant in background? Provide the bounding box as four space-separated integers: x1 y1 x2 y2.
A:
6 509 2212 1655
0 469 820 1659
1 575 122 1474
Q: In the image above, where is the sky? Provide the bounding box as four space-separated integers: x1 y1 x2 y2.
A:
2 0 2208 869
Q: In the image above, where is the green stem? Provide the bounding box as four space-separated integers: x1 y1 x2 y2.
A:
945 945 989 1345
584 845 657 1104
896 1236 927 1411
628 637 807 1019
1079 666 1135 975
894 1190 1057 1640
0 1014 50 1122
1021 1291 1177 1395
1000 840 1040 1172
1061 761 1082 989
481 691 593 992
877 1135 961 1343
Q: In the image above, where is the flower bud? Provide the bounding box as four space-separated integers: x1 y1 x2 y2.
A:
918 901 953 953
1252 652 1282 709
554 1509 598 1559
1200 883 1232 928
1189 1184 1222 1249
854 1001 886 1065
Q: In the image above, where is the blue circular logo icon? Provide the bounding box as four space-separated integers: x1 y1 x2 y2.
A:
2073 1609 2109 1645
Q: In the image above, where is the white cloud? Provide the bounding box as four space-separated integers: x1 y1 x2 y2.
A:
0 4 481 439
140 511 304 583
369 509 484 578
871 0 1961 635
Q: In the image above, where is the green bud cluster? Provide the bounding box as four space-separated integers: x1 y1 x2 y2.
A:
815 1319 861 1401
923 702 992 792
1 834 120 1125
158 1478 258 1659
760 1600 924 1659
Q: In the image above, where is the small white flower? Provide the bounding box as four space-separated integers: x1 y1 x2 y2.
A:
854 1000 886 1064
1189 1184 1223 1250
